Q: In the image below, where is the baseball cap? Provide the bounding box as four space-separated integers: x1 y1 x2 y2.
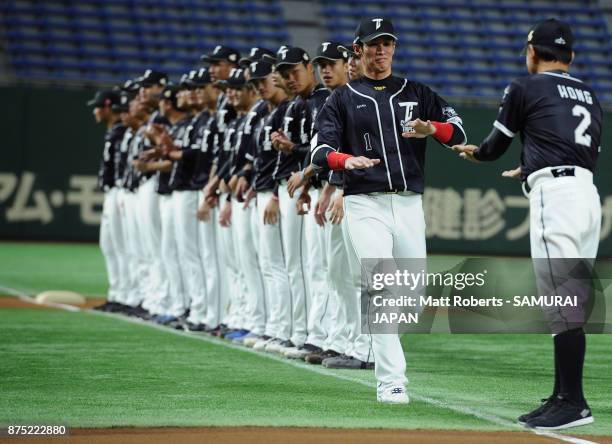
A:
86 90 120 107
179 71 195 89
275 47 310 69
226 68 247 88
239 47 276 67
312 41 349 64
186 67 212 87
337 43 356 57
524 18 574 52
138 69 168 88
159 84 180 108
247 60 274 81
200 45 240 64
355 17 397 44
120 78 141 92
111 91 134 113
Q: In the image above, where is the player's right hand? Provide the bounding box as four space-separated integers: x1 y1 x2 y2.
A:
263 197 279 225
197 200 211 222
344 156 381 170
502 166 521 180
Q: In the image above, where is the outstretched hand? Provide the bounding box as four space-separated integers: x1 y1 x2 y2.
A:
401 119 435 139
502 166 521 180
451 144 480 163
345 156 381 170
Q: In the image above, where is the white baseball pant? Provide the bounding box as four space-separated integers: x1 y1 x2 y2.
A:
159 193 186 317
343 192 426 390
99 187 129 304
199 200 223 328
120 189 147 307
278 182 308 346
232 198 266 334
257 191 292 340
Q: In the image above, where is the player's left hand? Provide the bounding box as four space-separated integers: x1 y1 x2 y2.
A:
451 144 480 163
296 192 311 215
402 119 435 139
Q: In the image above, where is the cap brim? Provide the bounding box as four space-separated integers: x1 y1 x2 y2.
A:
337 45 356 56
200 55 224 63
238 57 253 66
86 99 101 106
360 32 398 43
275 60 303 69
261 54 277 62
311 55 344 64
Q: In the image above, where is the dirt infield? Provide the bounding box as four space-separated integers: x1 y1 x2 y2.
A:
1 427 610 444
0 296 104 310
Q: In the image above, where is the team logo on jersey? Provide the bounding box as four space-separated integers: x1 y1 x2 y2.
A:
373 86 386 91
356 104 367 109
399 101 417 133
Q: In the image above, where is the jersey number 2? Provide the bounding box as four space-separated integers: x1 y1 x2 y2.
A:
572 105 591 147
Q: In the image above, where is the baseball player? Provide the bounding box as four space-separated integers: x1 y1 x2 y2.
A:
200 45 240 337
453 19 602 429
240 60 293 351
312 17 466 403
88 90 127 312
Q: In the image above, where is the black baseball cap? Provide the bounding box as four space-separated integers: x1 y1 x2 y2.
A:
179 71 194 89
121 78 141 92
186 67 212 87
86 90 120 107
159 84 180 108
112 91 135 113
247 60 274 81
227 68 247 88
312 41 349 64
275 46 310 69
201 45 240 64
355 17 397 44
138 69 168 88
239 47 276 67
337 43 356 57
525 18 574 52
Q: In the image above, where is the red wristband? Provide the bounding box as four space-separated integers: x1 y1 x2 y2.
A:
431 121 454 144
327 152 353 170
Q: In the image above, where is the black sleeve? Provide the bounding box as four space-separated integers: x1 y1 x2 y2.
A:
422 85 467 147
473 127 514 161
311 90 344 170
492 80 526 138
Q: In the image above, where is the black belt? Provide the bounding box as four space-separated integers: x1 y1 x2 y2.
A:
524 167 575 193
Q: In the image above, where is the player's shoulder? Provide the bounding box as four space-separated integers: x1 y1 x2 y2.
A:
110 122 127 139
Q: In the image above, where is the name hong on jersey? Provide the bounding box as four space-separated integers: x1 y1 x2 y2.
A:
557 84 593 105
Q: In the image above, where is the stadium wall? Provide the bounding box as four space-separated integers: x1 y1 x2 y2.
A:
1 85 611 256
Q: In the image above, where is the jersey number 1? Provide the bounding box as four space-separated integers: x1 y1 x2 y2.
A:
572 105 591 147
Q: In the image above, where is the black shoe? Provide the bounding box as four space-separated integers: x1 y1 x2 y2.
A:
92 301 111 311
185 322 207 332
526 396 594 430
518 396 556 425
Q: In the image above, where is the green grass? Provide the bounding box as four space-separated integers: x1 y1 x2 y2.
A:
0 242 107 297
0 241 611 436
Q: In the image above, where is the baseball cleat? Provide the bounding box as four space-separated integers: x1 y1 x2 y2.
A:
284 343 322 360
225 329 249 340
525 397 594 430
243 334 267 348
517 396 556 425
322 354 374 370
265 338 289 353
253 337 275 351
305 349 340 365
185 322 207 332
377 386 409 404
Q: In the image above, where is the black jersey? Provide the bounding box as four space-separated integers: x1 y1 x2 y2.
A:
213 94 238 171
189 111 216 189
216 115 243 183
271 97 306 182
123 126 147 191
252 100 291 191
299 84 330 188
313 74 466 196
157 117 190 195
482 70 603 179
116 128 133 188
98 121 126 191
168 114 199 191
236 99 269 176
